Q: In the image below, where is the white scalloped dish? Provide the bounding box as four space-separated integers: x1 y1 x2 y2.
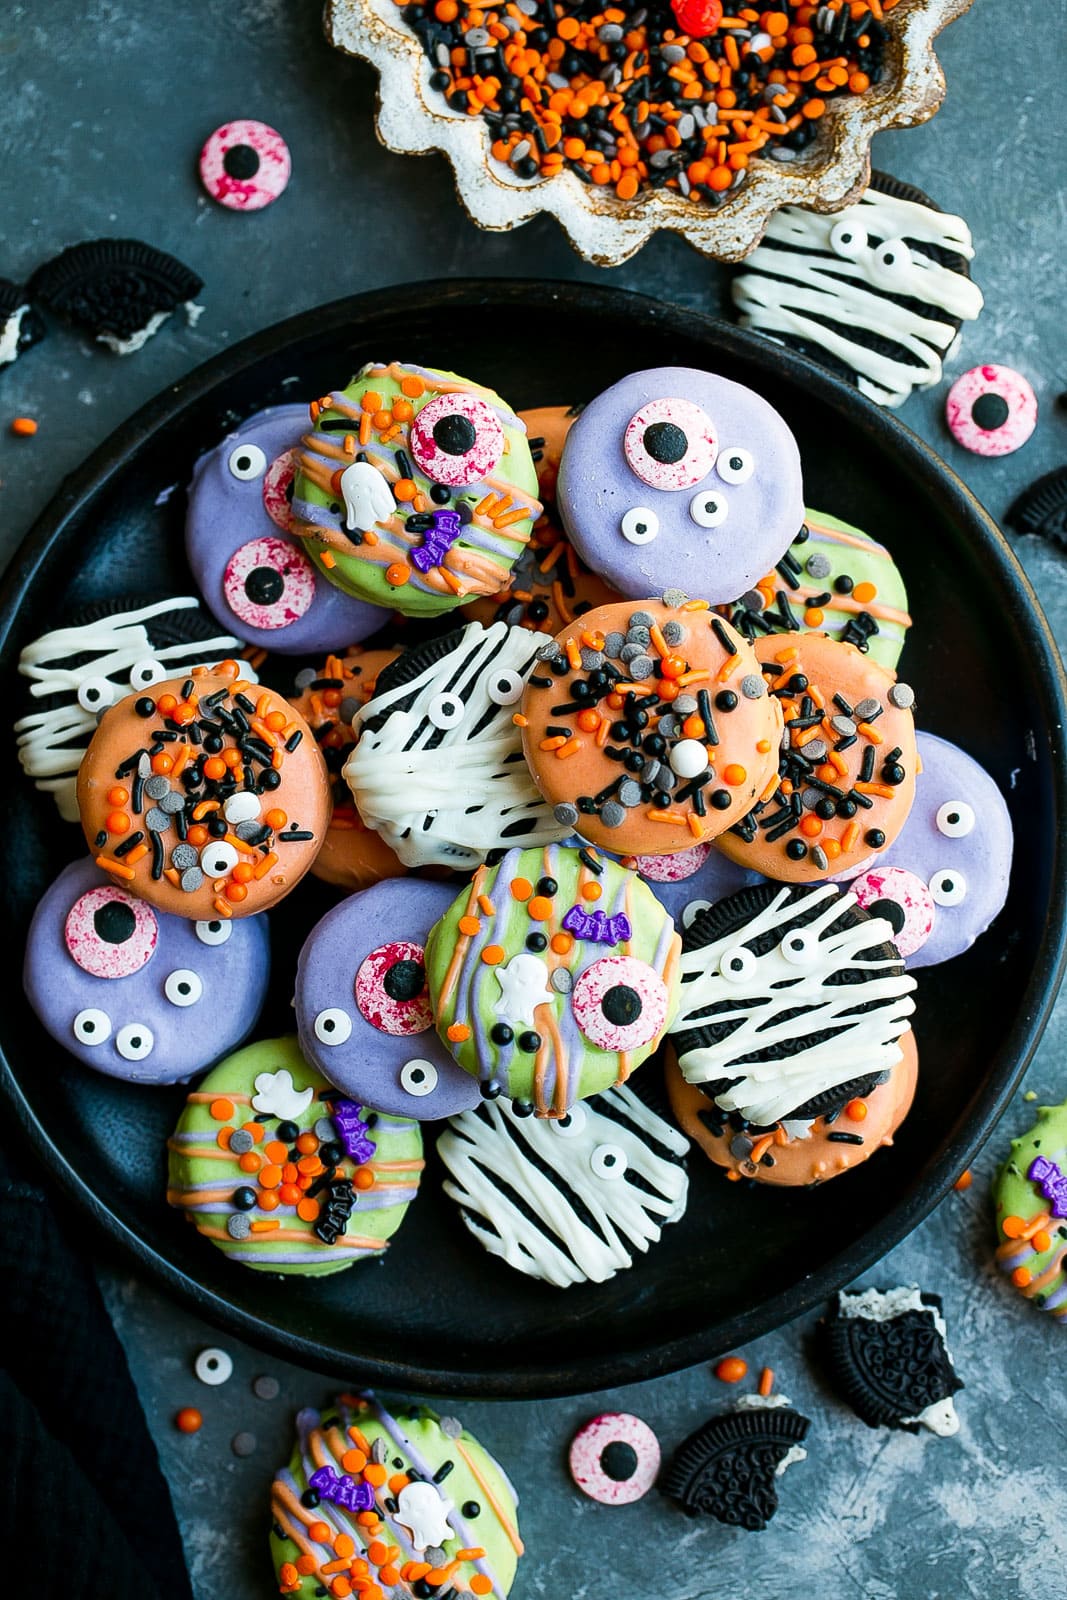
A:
326 0 973 265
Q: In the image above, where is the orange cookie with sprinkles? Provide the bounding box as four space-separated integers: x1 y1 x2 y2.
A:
462 405 621 636
76 663 330 919
715 632 917 882
519 594 783 857
289 647 407 893
666 1028 918 1187
289 361 541 618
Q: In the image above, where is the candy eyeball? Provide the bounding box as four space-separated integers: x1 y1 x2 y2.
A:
261 449 297 529
719 943 757 983
228 442 267 481
936 799 975 838
623 397 717 491
929 868 967 907
427 691 465 730
77 675 116 713
571 956 669 1052
945 365 1038 458
222 535 316 630
716 447 755 485
590 1143 628 1180
689 487 729 527
851 865 936 959
870 238 913 288
779 928 819 967
830 219 868 259
621 506 659 545
409 391 504 486
65 887 158 979
199 119 292 212
129 657 167 691
355 941 433 1036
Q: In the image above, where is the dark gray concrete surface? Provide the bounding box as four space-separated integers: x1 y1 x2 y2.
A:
3 2 1067 1596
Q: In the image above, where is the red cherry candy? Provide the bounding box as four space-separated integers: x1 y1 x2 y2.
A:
671 0 722 37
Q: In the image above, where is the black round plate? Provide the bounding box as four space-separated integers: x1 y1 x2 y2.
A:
2 281 1065 1399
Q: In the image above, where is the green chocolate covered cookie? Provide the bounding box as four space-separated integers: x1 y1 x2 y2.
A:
992 1100 1067 1322
167 1035 423 1275
425 844 681 1117
291 361 540 618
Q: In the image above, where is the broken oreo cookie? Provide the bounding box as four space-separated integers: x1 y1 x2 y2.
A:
820 1285 963 1435
29 239 203 355
662 1397 810 1530
0 278 45 369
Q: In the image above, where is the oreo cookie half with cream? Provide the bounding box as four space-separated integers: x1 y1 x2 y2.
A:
667 881 916 1128
345 619 571 870
820 1286 963 1436
14 595 252 821
0 278 45 369
662 1396 810 1530
29 239 204 355
731 171 984 408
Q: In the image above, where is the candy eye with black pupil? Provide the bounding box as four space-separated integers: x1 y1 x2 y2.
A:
929 868 967 907
399 1059 438 1096
228 443 267 481
623 397 717 490
73 1008 111 1045
196 919 232 946
65 887 158 978
720 944 756 982
590 1143 628 1180
936 799 975 838
487 669 524 706
77 675 116 713
116 1023 154 1061
355 940 433 1035
165 969 203 1007
314 1007 352 1044
129 657 167 690
572 956 668 1051
409 391 505 487
716 446 754 485
223 535 316 630
428 692 465 730
690 488 729 528
620 507 659 545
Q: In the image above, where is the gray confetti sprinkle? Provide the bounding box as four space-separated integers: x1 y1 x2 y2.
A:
536 640 562 660
740 674 764 699
504 603 525 627
740 589 765 613
660 42 686 61
619 780 643 808
889 683 914 709
553 802 579 826
801 788 822 810
641 758 661 783
145 807 170 833
551 967 573 993
253 1374 280 1401
655 767 676 791
180 867 205 894
231 1431 257 1458
676 112 696 140
650 149 676 170
160 790 185 814
580 648 605 670
657 714 679 739
603 631 625 656
661 588 687 608
730 1133 753 1159
598 21 623 39
439 1416 463 1439
511 138 533 161
466 25 490 43
629 655 655 680
803 740 827 763
228 1128 255 1154
314 1117 337 1144
436 41 451 63
619 643 644 664
830 715 857 737
854 698 881 720
600 801 626 828
235 821 265 842
227 1214 251 1240
294 668 316 690
626 627 651 648
371 1436 389 1463
340 697 362 725
629 610 653 628
144 775 171 800
673 695 698 716
661 620 685 646
811 845 829 872
171 843 198 870
137 752 152 778
424 1548 449 1569
806 553 832 579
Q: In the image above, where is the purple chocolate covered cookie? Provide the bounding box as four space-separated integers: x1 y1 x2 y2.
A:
23 856 270 1083
556 367 804 604
185 405 387 654
848 731 1012 967
294 878 480 1120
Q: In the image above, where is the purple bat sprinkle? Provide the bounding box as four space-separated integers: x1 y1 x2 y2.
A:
331 1100 376 1165
308 1465 376 1512
1029 1155 1067 1219
410 509 462 573
561 905 632 945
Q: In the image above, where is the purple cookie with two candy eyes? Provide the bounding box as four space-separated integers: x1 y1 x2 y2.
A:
294 878 481 1120
22 856 269 1084
556 367 804 605
848 731 1013 968
185 404 387 655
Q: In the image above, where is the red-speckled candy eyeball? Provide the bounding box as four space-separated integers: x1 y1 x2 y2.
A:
671 0 723 38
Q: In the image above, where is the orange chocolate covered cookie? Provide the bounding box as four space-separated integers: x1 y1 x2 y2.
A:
519 594 783 857
715 632 917 883
666 1029 918 1187
290 647 406 893
77 664 330 919
462 405 620 637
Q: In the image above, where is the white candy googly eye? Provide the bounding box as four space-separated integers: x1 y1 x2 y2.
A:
201 841 239 877
830 219 868 259
621 506 659 545
689 488 729 528
590 1143 628 1181
129 657 167 691
780 929 819 967
73 1008 111 1046
195 918 232 946
929 868 967 907
487 669 524 707
428 692 465 730
716 447 754 485
399 1059 439 1097
871 238 913 287
116 1022 154 1061
228 443 267 481
719 943 756 982
314 1007 352 1045
551 1104 588 1138
77 675 116 713
936 799 975 839
165 969 203 1007
194 1347 233 1386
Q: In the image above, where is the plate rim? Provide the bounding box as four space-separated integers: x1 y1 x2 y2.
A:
3 278 1065 1398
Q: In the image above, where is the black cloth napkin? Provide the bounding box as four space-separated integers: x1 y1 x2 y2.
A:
0 1138 193 1600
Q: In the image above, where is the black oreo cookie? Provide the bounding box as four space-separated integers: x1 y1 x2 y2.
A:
359 625 469 736
662 1405 810 1530
671 882 909 1124
0 278 45 367
730 171 982 407
820 1288 963 1432
1007 466 1067 552
29 239 203 350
